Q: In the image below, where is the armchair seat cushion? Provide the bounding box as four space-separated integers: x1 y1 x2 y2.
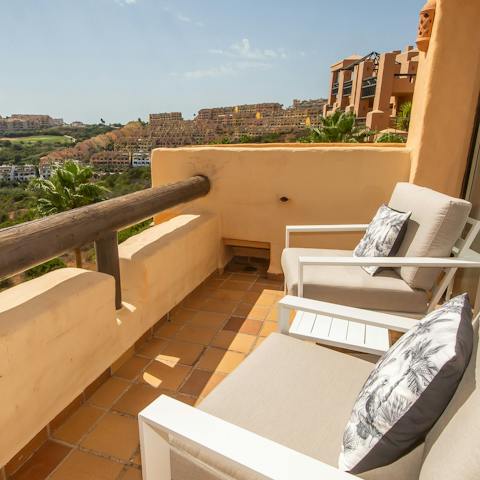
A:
282 248 429 314
171 333 424 480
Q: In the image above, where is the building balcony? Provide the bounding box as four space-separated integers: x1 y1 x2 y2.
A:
342 80 353 96
392 73 417 95
361 77 377 98
0 132 479 478
0 143 413 478
1 0 480 476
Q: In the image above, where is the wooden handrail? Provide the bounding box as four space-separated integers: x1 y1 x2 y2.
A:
0 175 210 308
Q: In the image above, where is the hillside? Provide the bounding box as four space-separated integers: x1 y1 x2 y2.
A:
0 124 115 166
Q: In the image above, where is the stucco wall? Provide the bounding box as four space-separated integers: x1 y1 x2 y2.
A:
119 213 224 327
0 269 117 465
407 0 480 196
0 214 222 466
151 145 411 274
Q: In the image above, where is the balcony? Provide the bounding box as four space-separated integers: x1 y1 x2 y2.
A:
393 72 417 95
0 135 478 479
0 143 412 477
332 82 339 96
1 1 480 478
342 79 353 96
361 76 377 98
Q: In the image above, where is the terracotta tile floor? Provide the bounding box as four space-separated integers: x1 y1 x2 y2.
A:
21 259 283 480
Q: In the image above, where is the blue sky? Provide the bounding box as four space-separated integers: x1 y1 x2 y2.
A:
1 0 424 123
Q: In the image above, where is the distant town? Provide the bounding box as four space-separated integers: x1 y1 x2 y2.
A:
0 98 328 180
0 45 418 182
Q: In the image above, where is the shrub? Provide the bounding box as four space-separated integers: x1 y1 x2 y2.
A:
376 133 407 143
25 258 66 279
118 219 152 244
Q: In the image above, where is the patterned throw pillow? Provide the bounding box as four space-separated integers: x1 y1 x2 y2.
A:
353 204 411 275
339 294 473 474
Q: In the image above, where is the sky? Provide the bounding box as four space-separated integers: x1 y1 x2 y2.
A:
1 0 424 124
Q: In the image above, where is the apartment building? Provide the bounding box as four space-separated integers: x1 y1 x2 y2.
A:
0 114 63 132
38 163 56 179
132 150 151 167
323 46 418 130
70 121 87 128
90 151 130 172
0 165 13 182
0 164 37 182
148 98 327 147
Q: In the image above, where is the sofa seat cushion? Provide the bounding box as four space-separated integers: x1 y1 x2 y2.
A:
282 248 429 314
388 182 471 291
171 333 424 480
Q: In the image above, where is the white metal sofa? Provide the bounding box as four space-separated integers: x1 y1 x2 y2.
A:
139 302 480 480
282 182 479 316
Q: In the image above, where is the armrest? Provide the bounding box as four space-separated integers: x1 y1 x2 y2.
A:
277 295 418 334
139 395 359 480
296 255 480 297
298 256 480 268
285 224 368 247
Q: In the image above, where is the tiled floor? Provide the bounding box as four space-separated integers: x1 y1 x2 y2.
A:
13 259 283 480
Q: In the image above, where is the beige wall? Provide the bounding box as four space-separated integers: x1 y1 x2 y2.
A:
0 269 117 465
119 213 224 326
151 145 411 274
0 215 222 466
407 0 480 197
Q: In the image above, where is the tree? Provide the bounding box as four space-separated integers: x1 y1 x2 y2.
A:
307 111 375 143
396 101 412 131
28 161 109 267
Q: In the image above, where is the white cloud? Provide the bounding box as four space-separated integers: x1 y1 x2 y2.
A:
161 5 204 27
175 60 271 79
210 38 287 60
173 39 286 80
115 0 137 5
177 13 191 22
183 65 236 79
176 13 204 27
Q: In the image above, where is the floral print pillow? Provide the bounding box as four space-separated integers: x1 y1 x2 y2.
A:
339 294 473 474
353 204 411 275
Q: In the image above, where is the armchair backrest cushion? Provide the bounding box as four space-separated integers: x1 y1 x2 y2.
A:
388 183 471 291
419 318 479 480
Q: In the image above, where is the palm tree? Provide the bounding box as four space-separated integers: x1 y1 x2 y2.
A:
308 111 375 143
28 161 109 267
396 101 412 131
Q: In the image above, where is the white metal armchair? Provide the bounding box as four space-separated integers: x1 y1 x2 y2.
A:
282 183 480 317
139 299 480 480
139 395 358 480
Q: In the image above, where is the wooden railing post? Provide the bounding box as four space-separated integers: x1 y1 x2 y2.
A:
0 175 210 293
95 231 122 309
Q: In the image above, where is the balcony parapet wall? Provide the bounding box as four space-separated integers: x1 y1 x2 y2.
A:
151 145 411 275
0 213 223 467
